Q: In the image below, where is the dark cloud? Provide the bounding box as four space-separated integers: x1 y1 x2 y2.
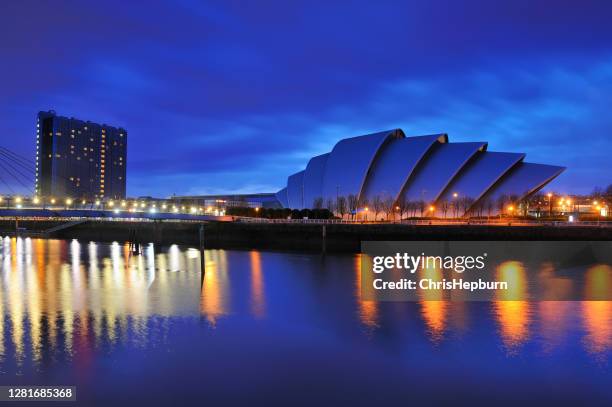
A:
0 0 611 196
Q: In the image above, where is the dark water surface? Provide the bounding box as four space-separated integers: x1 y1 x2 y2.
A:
0 237 610 406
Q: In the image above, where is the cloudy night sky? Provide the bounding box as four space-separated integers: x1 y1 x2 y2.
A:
1 0 611 197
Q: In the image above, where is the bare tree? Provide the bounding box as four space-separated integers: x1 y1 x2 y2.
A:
497 194 508 218
326 198 335 214
347 194 358 220
440 200 450 218
409 200 418 217
417 200 425 217
396 195 408 220
372 195 383 220
313 197 323 210
486 199 494 219
358 196 369 221
337 196 347 219
456 196 474 218
382 194 394 221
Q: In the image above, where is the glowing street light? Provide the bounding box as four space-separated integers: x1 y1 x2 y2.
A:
95 200 100 206
81 200 86 205
50 198 56 204
121 201 126 207
66 198 73 206
15 197 22 204
33 197 40 204
452 192 458 198
108 201 114 207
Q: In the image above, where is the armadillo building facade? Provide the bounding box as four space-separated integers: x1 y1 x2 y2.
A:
275 129 564 216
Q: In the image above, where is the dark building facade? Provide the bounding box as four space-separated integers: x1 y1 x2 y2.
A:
35 111 127 200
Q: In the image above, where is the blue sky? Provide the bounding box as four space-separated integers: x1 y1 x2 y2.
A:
1 0 611 196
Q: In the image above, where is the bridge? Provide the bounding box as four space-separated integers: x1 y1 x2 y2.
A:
0 207 233 222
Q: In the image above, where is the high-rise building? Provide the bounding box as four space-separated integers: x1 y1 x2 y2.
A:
35 110 127 200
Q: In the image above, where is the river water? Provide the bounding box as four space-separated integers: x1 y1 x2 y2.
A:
0 237 610 406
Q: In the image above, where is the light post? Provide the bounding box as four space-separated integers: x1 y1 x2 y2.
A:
364 206 369 222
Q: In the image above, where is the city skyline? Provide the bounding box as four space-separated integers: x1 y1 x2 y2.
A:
1 1 611 197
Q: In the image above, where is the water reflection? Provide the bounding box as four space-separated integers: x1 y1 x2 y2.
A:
249 251 266 319
200 250 230 326
493 261 532 353
418 262 448 343
354 255 378 329
0 237 609 379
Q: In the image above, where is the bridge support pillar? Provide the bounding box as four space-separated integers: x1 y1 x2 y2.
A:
199 224 206 283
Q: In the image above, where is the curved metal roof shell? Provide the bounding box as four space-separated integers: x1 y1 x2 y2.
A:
321 129 404 203
360 134 447 203
302 153 330 209
400 142 487 204
287 170 305 209
437 151 525 208
472 162 566 210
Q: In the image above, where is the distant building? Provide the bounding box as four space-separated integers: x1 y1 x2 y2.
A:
35 110 127 200
170 193 281 209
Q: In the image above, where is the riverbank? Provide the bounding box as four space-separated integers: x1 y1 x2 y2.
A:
1 219 610 252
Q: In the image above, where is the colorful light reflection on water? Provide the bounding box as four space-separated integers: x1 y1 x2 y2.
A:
0 237 610 406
